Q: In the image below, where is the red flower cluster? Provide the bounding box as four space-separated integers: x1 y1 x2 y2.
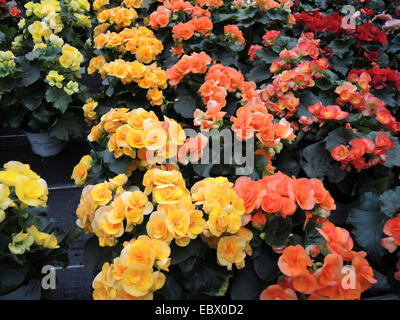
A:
224 25 245 46
294 11 344 34
270 32 323 73
262 30 280 46
260 222 377 300
381 214 400 253
9 4 21 19
354 23 387 45
331 133 394 172
248 44 263 61
299 102 349 130
166 51 212 86
349 64 400 90
335 71 400 133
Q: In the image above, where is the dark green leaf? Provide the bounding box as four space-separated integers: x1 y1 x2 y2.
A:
230 262 264 300
347 192 386 264
252 244 279 281
379 187 400 218
264 216 292 248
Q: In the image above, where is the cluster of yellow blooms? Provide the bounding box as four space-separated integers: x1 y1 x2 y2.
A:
93 0 143 12
0 51 16 77
76 173 153 246
82 98 99 125
0 161 59 254
0 161 48 217
8 225 59 255
59 44 84 71
191 177 253 270
71 155 93 187
23 1 86 72
94 27 164 64
92 235 170 300
145 166 206 247
88 108 186 164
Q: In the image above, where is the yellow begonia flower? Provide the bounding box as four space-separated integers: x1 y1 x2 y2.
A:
14 175 48 207
124 0 142 8
8 231 34 255
217 235 247 269
0 161 40 186
93 0 109 11
59 44 83 71
0 183 14 214
26 225 59 249
91 183 112 206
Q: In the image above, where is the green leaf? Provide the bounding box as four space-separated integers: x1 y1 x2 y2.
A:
325 127 358 152
255 47 279 64
328 38 356 59
230 262 264 300
245 62 271 83
102 150 132 174
159 273 185 300
266 8 289 21
185 262 228 297
301 142 330 178
83 236 117 275
379 187 400 218
49 112 85 141
0 258 29 295
170 238 205 265
326 160 347 184
62 227 84 245
0 279 41 300
347 192 386 264
252 244 279 281
20 61 40 86
45 87 72 113
265 216 292 248
21 91 43 111
173 84 197 119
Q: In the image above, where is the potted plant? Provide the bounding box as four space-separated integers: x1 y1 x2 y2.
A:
0 161 82 299
0 0 93 157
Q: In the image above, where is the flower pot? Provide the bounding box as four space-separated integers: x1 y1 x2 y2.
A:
25 132 66 157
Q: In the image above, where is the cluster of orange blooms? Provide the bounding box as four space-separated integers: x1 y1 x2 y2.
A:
234 172 336 226
76 173 154 247
166 51 212 86
194 64 247 130
172 16 213 42
258 33 329 117
92 235 170 300
97 6 139 29
335 71 400 134
88 57 167 105
93 26 164 64
88 108 192 166
148 6 170 30
90 2 168 106
224 25 245 46
260 221 377 300
254 0 294 11
148 0 214 33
